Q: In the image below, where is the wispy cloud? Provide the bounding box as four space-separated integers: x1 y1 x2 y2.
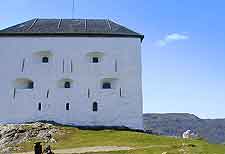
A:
156 33 189 47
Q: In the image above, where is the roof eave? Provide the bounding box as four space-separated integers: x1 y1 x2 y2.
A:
0 32 144 41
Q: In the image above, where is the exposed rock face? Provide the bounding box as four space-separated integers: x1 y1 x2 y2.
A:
182 130 198 139
143 113 225 144
0 122 59 152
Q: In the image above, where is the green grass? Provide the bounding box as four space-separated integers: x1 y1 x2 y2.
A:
16 125 225 154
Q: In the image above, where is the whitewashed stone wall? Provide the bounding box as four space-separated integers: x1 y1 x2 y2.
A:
0 37 143 130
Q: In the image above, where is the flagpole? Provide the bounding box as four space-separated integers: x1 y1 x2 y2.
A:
72 0 75 19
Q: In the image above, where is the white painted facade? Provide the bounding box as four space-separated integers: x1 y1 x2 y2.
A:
0 36 143 130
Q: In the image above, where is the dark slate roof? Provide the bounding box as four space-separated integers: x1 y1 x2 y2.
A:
0 19 144 41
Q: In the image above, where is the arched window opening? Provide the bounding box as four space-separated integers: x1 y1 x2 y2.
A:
93 102 98 112
64 82 71 88
42 56 49 63
38 103 42 111
66 103 70 111
14 78 34 90
102 82 111 89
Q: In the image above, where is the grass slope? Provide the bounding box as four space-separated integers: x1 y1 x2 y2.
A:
16 125 225 154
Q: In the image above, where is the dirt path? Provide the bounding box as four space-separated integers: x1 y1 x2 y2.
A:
14 146 133 154
14 145 171 154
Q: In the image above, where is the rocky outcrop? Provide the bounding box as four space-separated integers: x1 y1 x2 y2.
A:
0 122 59 152
182 130 198 139
143 113 225 144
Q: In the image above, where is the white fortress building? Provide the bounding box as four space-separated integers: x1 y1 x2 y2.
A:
0 19 144 130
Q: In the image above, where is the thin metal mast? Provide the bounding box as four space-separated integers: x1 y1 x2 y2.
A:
72 0 75 19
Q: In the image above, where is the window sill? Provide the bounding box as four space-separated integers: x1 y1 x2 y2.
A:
16 89 34 92
59 88 74 90
101 88 114 90
89 63 101 64
99 89 116 94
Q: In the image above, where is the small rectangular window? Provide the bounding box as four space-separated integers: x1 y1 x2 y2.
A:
93 102 98 112
38 103 41 111
64 82 71 88
103 82 111 89
66 103 70 111
92 57 99 63
42 57 49 63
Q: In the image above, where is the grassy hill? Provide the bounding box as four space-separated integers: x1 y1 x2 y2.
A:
14 124 225 154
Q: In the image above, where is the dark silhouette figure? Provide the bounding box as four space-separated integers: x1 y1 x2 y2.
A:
34 142 42 154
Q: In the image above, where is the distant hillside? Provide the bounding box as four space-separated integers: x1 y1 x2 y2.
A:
143 113 225 144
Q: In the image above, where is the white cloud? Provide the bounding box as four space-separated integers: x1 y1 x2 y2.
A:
157 33 189 47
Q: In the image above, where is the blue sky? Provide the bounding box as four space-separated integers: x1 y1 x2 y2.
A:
1 0 225 119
